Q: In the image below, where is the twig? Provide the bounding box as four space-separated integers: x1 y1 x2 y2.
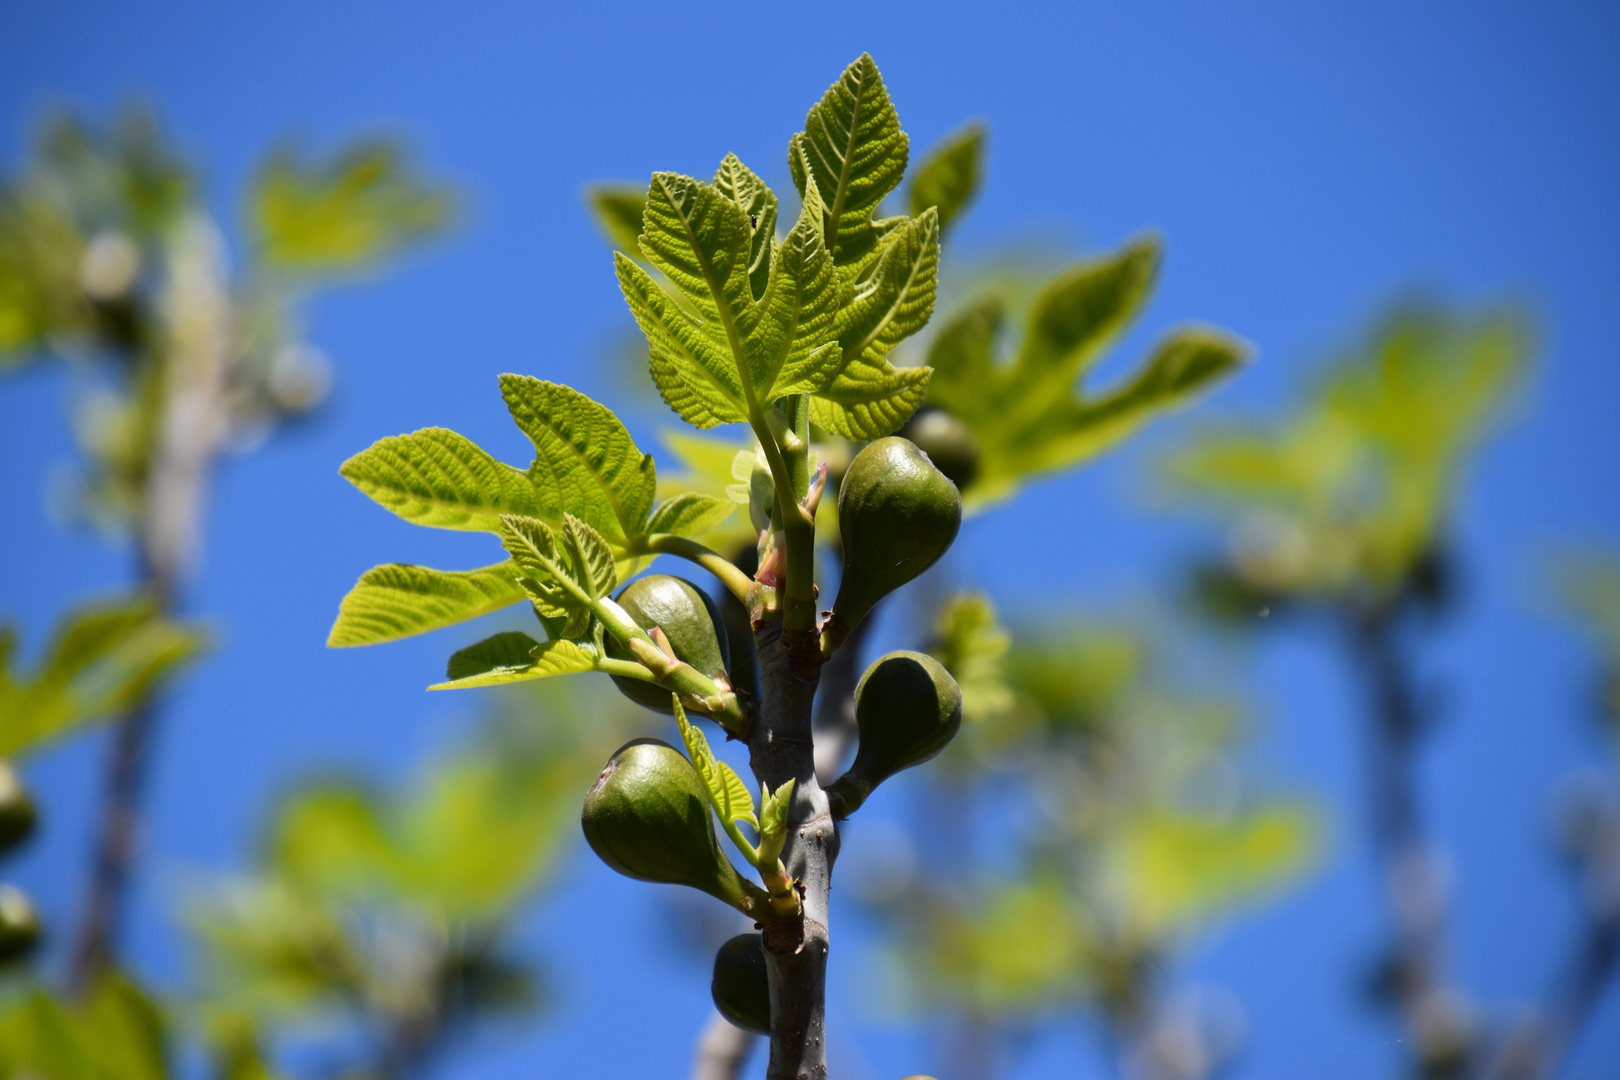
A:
1345 602 1474 1076
693 1011 758 1080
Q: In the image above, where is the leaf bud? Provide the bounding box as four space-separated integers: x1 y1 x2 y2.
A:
604 575 731 713
0 762 37 856
825 438 962 653
581 739 748 910
898 408 980 491
711 932 771 1034
829 651 962 817
0 886 41 966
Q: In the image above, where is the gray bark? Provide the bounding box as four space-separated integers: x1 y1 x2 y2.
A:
750 620 837 1080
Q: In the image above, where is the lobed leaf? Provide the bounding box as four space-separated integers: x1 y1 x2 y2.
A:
444 631 546 682
327 562 525 647
810 208 940 438
922 237 1246 509
789 53 909 266
499 377 656 541
0 597 204 758
584 183 649 256
429 639 597 690
250 141 451 273
908 122 985 237
713 154 778 299
339 427 537 532
645 492 735 538
674 696 758 831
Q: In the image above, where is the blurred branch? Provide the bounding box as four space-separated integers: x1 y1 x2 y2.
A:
1346 601 1474 1076
692 1010 755 1080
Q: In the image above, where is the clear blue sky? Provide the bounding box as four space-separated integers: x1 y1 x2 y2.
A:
3 2 1619 1076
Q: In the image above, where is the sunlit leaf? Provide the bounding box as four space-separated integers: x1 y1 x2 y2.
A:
500 377 656 542
674 696 757 831
928 591 1012 724
339 427 538 532
327 562 525 647
251 141 450 273
908 122 984 237
584 183 648 256
429 639 597 690
0 597 204 758
789 53 909 267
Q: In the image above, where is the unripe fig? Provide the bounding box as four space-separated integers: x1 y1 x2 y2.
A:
0 762 37 855
581 739 747 909
719 545 762 703
898 408 980 491
826 438 962 651
711 932 771 1034
0 886 41 966
604 575 730 712
829 651 962 816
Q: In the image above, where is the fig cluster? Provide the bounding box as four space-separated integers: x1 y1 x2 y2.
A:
0 761 41 966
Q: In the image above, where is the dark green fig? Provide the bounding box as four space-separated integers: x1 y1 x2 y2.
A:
898 408 981 491
826 438 962 652
0 762 37 855
604 575 730 712
581 738 747 909
711 932 771 1035
828 651 962 816
0 886 40 966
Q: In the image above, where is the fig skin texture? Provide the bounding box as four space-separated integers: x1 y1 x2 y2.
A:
827 437 962 650
604 575 731 713
829 650 963 817
899 407 981 491
0 886 40 966
581 739 747 909
0 762 36 855
711 932 771 1035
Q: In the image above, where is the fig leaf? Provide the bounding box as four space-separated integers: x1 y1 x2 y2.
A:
329 561 526 647
339 427 538 533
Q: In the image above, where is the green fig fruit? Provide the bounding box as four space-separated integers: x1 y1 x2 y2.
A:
898 408 980 491
826 438 962 652
604 575 731 712
582 739 748 909
0 762 37 855
828 651 962 816
0 886 41 966
711 932 771 1035
718 545 761 703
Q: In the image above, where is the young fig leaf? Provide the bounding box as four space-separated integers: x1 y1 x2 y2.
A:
675 696 758 832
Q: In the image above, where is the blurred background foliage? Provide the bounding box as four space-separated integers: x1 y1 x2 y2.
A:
854 595 1316 1080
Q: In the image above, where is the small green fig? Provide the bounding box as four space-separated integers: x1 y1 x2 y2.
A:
898 408 981 491
0 886 40 966
826 437 962 652
828 651 962 816
0 762 37 855
604 575 731 712
711 932 771 1034
581 739 748 909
